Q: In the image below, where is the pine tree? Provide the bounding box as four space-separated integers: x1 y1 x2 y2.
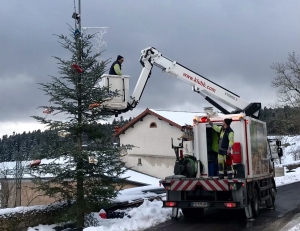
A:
31 28 127 228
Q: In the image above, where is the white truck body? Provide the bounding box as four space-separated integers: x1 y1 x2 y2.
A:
191 113 270 179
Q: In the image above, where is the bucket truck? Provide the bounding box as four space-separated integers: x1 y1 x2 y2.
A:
95 47 283 220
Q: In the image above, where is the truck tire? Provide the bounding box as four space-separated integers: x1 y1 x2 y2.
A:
181 208 204 218
251 188 259 218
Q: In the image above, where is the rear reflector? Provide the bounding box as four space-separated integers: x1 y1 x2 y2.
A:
164 186 171 190
165 202 177 207
200 117 207 122
229 183 237 190
224 202 236 208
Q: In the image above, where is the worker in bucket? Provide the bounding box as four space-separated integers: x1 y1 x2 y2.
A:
207 117 234 179
109 55 124 76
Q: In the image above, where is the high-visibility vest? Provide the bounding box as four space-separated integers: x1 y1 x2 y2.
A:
212 131 219 153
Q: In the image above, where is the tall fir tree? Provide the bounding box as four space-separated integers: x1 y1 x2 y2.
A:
31 28 127 228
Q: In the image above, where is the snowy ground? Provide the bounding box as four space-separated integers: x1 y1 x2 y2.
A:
27 185 171 231
25 166 300 231
24 135 300 230
27 199 171 231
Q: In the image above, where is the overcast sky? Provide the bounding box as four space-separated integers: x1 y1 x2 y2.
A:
0 0 299 137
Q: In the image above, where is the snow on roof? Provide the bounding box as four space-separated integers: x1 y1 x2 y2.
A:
122 170 160 186
116 185 164 203
150 109 205 126
0 202 62 216
0 158 160 186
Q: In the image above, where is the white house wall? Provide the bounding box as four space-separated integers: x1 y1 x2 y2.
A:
122 155 176 180
119 114 183 179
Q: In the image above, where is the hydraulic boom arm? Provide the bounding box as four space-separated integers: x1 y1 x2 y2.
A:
104 47 261 118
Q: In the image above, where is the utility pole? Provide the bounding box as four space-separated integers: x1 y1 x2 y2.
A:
76 0 82 165
78 0 81 31
76 0 82 167
72 1 108 227
75 0 85 228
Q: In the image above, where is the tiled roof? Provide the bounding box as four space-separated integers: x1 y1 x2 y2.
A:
115 108 180 136
150 109 204 126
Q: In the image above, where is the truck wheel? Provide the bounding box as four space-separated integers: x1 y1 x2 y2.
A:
171 208 179 220
251 188 259 218
181 208 204 218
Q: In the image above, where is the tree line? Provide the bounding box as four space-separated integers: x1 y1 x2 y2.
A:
0 105 299 163
0 116 131 163
260 106 300 136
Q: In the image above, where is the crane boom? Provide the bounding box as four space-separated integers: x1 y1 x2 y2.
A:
99 47 261 118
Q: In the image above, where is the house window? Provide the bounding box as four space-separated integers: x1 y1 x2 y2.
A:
138 158 142 165
149 122 157 128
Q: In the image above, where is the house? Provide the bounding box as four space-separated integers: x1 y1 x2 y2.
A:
115 108 205 179
0 159 159 208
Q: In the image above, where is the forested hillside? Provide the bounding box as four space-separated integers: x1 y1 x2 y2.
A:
260 106 300 135
0 116 131 162
1 105 299 162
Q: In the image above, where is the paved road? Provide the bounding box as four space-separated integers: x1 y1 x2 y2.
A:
144 181 300 231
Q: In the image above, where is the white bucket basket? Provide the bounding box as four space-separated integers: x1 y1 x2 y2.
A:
99 74 130 110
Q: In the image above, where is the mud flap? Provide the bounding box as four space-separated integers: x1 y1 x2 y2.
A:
171 207 179 220
244 204 254 221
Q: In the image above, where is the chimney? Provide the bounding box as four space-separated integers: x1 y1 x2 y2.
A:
204 107 214 115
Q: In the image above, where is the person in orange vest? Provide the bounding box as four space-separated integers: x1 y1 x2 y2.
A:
207 117 234 179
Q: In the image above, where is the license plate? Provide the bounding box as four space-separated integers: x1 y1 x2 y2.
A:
191 202 209 208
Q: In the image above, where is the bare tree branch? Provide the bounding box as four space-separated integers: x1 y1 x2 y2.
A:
271 52 300 108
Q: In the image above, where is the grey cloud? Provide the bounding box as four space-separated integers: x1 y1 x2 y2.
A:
0 0 299 125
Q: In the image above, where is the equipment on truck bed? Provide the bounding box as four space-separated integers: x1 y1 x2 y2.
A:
172 138 200 178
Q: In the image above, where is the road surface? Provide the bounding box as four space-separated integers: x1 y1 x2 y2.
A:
145 181 300 231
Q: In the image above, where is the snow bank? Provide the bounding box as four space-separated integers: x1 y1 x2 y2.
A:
83 199 171 231
275 167 300 187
